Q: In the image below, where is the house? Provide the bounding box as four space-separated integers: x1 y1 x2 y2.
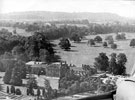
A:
70 67 86 76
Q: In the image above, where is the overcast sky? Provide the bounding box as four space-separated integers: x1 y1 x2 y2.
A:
1 0 135 18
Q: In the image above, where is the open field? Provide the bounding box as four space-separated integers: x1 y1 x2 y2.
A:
54 33 135 74
0 27 31 37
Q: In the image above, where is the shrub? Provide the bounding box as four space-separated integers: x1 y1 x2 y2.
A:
105 35 114 44
130 39 135 47
116 33 126 40
15 88 22 95
59 38 71 50
94 36 102 43
111 43 117 49
10 85 15 94
87 39 95 46
103 42 108 47
7 86 9 93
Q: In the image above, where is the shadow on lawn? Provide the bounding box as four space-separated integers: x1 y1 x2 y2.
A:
65 50 78 52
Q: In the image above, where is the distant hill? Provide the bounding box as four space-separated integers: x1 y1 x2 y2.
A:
0 11 133 23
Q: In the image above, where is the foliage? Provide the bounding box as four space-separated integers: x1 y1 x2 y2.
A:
94 36 102 43
7 86 9 93
10 85 15 94
108 53 127 75
60 63 70 78
37 88 41 97
130 39 135 47
82 64 97 76
70 33 81 42
116 53 127 75
27 77 38 90
15 88 22 95
111 43 117 49
59 38 71 50
94 53 109 71
103 42 108 47
24 32 55 61
10 60 26 86
108 53 117 74
87 39 95 46
105 35 114 44
98 84 115 93
115 33 126 40
3 60 16 84
44 78 53 99
10 67 23 86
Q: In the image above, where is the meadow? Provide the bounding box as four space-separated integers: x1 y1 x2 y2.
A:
54 33 135 74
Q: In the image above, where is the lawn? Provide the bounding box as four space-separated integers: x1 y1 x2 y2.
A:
0 27 32 37
54 33 135 74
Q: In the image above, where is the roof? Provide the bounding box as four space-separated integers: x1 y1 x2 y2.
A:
31 64 47 68
47 63 61 69
26 61 46 65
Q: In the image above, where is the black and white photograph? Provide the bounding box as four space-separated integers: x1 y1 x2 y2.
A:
0 0 135 100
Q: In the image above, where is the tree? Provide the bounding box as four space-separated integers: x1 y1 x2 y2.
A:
10 61 26 86
116 53 127 75
3 67 13 84
10 85 15 94
103 42 108 48
94 36 102 43
68 81 80 94
12 45 25 55
39 49 53 64
111 43 117 49
10 66 22 86
27 88 30 95
37 88 41 97
27 77 38 90
44 78 52 100
115 33 126 40
105 35 114 44
59 38 71 50
80 81 89 92
94 53 109 71
24 32 55 61
7 86 9 93
87 39 95 46
70 33 81 42
108 53 117 74
130 39 135 47
15 88 22 95
42 89 45 96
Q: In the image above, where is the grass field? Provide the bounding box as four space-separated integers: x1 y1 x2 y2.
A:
0 27 31 36
54 33 135 74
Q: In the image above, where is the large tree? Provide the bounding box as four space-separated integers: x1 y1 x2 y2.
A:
87 39 95 46
130 39 135 47
116 53 127 75
10 61 24 86
3 60 16 84
94 36 102 43
59 38 71 50
24 32 54 61
70 33 81 43
111 43 117 49
94 53 109 71
108 53 117 74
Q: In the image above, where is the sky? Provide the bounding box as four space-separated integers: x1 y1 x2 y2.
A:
1 0 135 18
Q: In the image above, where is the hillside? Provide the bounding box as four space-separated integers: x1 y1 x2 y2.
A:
0 11 132 23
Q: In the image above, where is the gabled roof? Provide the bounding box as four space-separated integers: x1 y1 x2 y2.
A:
26 61 46 65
